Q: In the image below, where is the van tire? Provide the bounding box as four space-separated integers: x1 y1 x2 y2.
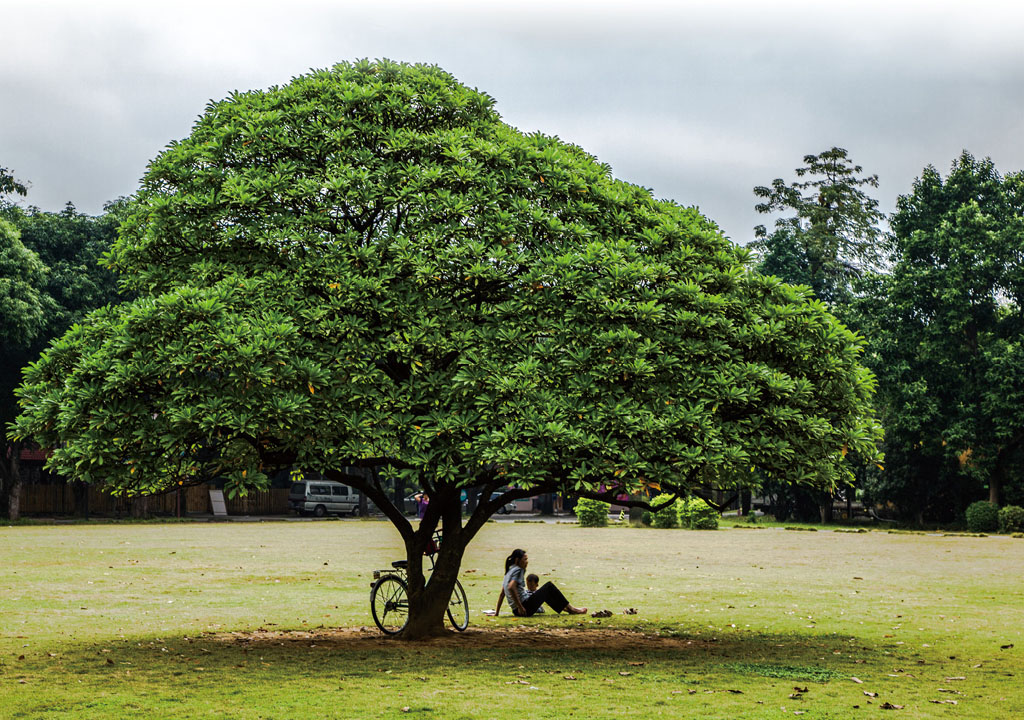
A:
351 508 360 517
313 505 327 518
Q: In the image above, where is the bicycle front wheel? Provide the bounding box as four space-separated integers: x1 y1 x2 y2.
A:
447 579 469 631
371 575 409 635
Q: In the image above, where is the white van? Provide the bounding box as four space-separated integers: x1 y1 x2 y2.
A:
289 479 362 517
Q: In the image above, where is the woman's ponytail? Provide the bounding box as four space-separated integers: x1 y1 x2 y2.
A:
505 548 526 573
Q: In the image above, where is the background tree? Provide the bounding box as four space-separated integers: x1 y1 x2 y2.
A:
754 147 885 304
0 170 49 519
858 152 1024 519
12 61 881 637
751 148 886 520
1 167 29 210
0 173 123 519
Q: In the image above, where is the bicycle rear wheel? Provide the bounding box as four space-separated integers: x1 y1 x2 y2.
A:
447 579 469 631
371 575 409 635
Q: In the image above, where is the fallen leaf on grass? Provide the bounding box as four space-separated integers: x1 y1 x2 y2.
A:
879 702 904 709
563 675 576 680
591 610 612 618
851 677 864 684
622 608 638 615
627 662 645 666
930 699 958 705
937 688 964 695
618 671 632 676
401 707 410 713
793 686 808 693
944 676 966 681
1000 644 1014 650
863 691 879 698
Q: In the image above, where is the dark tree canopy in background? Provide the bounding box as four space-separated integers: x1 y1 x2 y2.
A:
12 61 881 636
857 152 1024 517
1 172 124 520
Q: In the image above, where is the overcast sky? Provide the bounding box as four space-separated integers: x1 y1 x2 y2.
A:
3 0 1023 244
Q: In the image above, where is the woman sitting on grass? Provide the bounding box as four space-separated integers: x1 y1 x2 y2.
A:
494 548 587 617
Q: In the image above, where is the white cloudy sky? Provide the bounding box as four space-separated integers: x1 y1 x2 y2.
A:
3 0 1023 243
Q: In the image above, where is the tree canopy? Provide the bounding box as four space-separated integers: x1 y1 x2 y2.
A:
0 217 51 349
857 152 1024 516
11 60 881 636
754 147 885 304
1 180 124 520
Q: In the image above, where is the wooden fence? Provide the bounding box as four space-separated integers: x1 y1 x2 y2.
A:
16 482 292 517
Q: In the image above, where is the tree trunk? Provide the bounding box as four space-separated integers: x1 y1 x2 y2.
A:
131 496 149 519
817 491 834 524
740 489 751 517
629 498 644 526
8 452 22 521
399 528 466 640
537 493 553 516
73 481 91 519
989 466 1002 506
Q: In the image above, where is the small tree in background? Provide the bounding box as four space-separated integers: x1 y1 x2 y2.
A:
965 500 999 533
754 147 884 305
575 498 609 527
678 496 719 529
998 505 1024 533
649 493 680 528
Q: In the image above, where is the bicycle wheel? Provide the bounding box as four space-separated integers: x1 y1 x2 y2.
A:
447 579 469 631
371 575 409 635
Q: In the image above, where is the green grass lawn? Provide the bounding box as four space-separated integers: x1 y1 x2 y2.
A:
2 520 1022 719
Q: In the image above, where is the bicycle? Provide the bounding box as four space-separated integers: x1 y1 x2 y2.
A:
370 531 469 635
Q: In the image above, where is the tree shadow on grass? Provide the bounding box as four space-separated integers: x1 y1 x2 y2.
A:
199 622 895 673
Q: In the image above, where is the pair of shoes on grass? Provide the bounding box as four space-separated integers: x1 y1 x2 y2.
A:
590 608 637 617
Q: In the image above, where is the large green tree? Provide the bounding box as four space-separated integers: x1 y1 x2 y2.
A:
754 147 885 304
12 61 881 637
859 152 1024 518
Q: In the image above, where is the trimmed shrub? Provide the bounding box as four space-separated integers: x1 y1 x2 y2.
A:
575 498 610 527
998 504 1024 533
650 493 680 528
965 500 999 533
679 497 719 530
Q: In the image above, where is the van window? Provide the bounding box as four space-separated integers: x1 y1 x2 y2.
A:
332 486 348 497
310 484 331 495
289 482 305 496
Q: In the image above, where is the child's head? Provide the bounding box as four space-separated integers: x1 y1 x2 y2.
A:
526 573 540 591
